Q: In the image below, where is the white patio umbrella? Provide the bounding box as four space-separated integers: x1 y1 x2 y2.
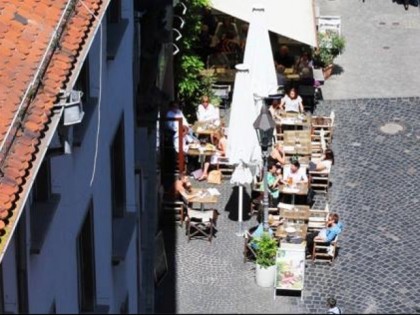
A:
227 64 262 236
243 3 278 111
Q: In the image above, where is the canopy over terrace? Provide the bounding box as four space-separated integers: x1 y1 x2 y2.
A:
210 0 318 47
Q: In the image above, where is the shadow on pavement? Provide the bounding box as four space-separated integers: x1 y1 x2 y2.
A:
225 186 252 222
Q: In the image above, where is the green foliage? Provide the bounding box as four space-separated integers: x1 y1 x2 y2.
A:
313 32 346 67
253 232 278 268
178 55 205 100
174 0 211 112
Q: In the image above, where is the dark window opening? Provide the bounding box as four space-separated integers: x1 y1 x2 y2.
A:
77 202 96 313
110 118 126 218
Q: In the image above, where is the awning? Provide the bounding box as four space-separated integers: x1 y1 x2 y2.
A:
210 0 317 47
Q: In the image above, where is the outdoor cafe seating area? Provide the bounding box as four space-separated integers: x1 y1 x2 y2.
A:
161 95 338 261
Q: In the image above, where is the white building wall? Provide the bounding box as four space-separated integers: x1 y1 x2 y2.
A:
1 0 141 313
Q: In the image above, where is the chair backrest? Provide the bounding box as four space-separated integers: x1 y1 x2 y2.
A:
330 111 335 127
320 128 327 152
211 84 231 99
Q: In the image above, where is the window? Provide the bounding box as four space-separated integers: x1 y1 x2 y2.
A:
107 0 122 24
30 159 61 255
77 202 96 313
120 294 129 314
106 0 129 60
49 300 56 314
110 117 137 265
33 159 51 202
110 118 126 218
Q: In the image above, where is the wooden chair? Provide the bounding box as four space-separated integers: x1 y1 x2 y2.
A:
309 168 330 195
311 111 335 145
312 234 340 265
243 227 258 263
162 199 185 227
216 156 233 178
185 208 218 243
211 84 231 109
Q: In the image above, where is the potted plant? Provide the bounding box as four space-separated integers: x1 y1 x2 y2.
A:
253 232 278 287
313 32 346 80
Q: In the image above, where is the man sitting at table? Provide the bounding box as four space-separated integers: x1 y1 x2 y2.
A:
283 160 308 185
196 95 220 125
166 101 198 153
274 45 295 69
306 212 343 257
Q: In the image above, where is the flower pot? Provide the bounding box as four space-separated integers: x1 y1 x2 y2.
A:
322 64 334 80
256 264 276 287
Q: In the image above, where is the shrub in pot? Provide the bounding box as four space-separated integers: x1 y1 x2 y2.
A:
313 32 346 79
253 232 278 287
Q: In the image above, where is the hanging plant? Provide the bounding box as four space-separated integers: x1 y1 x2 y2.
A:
174 0 211 118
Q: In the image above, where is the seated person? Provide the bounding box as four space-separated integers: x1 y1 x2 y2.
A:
274 45 295 69
196 95 220 124
280 88 304 113
283 160 308 186
276 64 288 88
167 172 192 201
198 129 227 181
207 44 231 69
306 213 343 256
215 17 239 43
295 51 313 74
268 98 282 119
298 67 315 87
165 100 193 153
309 148 334 172
266 162 285 207
268 143 286 167
251 211 274 249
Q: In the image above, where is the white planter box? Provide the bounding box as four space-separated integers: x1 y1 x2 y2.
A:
256 264 276 287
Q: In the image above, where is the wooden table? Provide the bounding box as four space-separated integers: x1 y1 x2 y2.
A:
185 188 219 211
279 183 309 206
192 121 220 137
275 223 308 241
279 206 310 221
187 145 216 168
200 68 236 84
274 112 311 128
279 183 309 196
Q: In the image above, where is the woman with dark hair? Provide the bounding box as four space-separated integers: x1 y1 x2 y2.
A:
309 148 335 172
279 88 304 113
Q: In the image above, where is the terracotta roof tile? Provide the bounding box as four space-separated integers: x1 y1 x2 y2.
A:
0 0 106 241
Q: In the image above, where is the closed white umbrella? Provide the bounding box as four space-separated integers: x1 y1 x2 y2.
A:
227 64 261 236
243 3 278 111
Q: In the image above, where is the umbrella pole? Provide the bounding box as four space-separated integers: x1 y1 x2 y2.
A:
236 185 244 236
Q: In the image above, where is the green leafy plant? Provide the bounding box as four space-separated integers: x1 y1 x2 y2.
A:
174 0 211 115
253 232 278 269
313 32 346 67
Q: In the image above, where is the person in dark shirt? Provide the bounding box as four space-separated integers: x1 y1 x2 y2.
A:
274 45 295 69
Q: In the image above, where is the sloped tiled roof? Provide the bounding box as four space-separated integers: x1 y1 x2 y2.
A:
0 0 106 254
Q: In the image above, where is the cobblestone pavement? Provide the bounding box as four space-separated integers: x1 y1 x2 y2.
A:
156 96 420 314
317 0 420 99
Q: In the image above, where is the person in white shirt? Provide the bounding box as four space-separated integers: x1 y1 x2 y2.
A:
280 88 304 113
326 297 342 314
166 101 193 153
283 160 308 185
196 95 220 124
